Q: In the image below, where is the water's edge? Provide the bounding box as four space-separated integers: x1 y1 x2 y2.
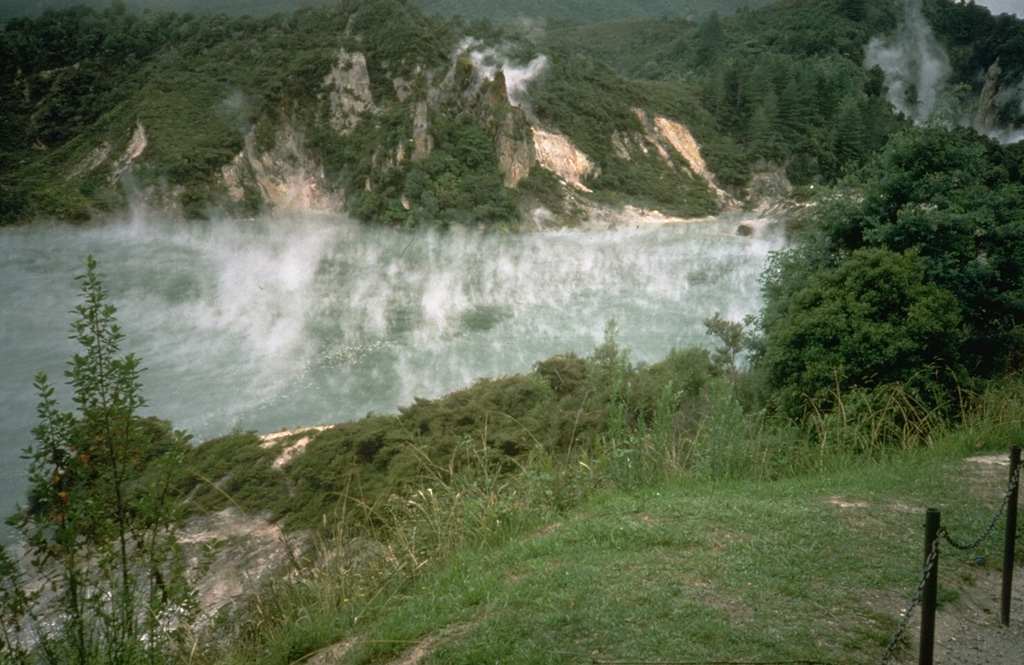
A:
0 214 784 541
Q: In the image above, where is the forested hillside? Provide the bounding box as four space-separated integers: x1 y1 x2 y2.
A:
1 0 1022 226
1 0 771 22
1 0 331 21
412 0 775 23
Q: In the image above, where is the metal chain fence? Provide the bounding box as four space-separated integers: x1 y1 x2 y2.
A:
878 528 943 665
878 455 1021 665
943 463 1021 551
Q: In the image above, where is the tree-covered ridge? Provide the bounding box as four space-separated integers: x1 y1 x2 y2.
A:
0 0 333 22
412 0 776 23
0 0 464 223
2 0 1023 225
546 0 1024 187
0 0 774 23
0 0 730 224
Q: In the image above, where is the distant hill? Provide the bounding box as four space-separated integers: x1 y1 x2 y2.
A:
411 0 775 23
2 0 332 21
1 0 772 22
2 0 1022 226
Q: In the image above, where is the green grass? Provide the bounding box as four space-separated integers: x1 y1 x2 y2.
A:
200 395 1023 665
348 455 1002 664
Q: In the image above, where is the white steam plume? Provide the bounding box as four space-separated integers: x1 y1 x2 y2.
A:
458 37 548 109
864 0 1024 144
863 0 952 122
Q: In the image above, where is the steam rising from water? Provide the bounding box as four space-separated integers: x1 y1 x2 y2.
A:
865 0 1024 143
0 214 782 541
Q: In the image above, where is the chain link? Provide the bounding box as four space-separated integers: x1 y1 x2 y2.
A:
943 462 1021 551
879 528 942 665
879 456 1021 664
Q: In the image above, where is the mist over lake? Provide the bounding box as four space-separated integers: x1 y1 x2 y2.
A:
0 214 783 540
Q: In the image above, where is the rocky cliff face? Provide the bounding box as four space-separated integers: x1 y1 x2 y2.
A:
324 49 376 136
222 123 344 215
484 71 535 188
48 38 727 225
67 121 147 190
533 128 597 192
611 109 737 209
198 29 733 224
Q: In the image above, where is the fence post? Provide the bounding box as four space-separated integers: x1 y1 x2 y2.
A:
920 508 940 665
1001 445 1021 627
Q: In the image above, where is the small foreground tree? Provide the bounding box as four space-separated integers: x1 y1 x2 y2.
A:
0 256 197 665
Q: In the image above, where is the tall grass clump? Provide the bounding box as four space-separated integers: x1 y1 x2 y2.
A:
599 379 683 491
202 434 579 665
804 379 948 463
933 375 1024 454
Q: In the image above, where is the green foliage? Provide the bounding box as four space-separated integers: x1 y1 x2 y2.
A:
405 113 519 227
529 49 639 167
345 0 451 91
180 432 287 516
804 380 950 459
545 1 909 186
756 125 1024 425
1 257 196 665
0 546 32 664
759 247 963 419
816 126 1024 376
526 49 721 216
204 367 1024 665
4 0 1021 224
183 322 723 536
924 0 1024 127
703 312 745 376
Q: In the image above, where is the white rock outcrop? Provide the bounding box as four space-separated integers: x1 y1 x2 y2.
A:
532 128 597 192
324 49 375 136
223 123 344 214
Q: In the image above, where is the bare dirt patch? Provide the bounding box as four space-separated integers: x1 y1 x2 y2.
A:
305 638 358 665
179 507 304 616
890 453 1023 664
384 622 474 665
896 567 1024 665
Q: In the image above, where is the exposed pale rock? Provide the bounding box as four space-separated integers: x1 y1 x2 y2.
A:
109 121 148 184
411 101 433 163
496 113 534 188
223 124 343 214
324 49 374 135
975 59 1001 133
648 111 735 206
178 507 297 616
260 425 329 469
532 128 596 192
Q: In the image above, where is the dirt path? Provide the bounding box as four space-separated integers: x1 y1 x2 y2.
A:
897 454 1024 665
916 567 1024 664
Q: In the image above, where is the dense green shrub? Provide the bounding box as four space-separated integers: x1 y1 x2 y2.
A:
810 127 1024 377
759 247 963 419
755 126 1024 421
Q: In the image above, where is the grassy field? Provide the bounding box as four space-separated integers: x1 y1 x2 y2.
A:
202 406 1024 665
